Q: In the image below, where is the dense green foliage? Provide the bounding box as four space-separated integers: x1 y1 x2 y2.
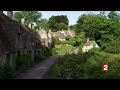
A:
0 64 14 79
35 18 49 31
16 53 32 71
49 49 120 79
48 15 69 31
75 11 120 54
4 11 120 79
63 40 76 45
63 37 77 46
14 11 42 29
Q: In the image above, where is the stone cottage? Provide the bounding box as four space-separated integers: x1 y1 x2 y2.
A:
59 29 75 37
82 39 99 53
48 31 66 42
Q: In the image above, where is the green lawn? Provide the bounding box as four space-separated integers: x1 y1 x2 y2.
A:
55 44 76 55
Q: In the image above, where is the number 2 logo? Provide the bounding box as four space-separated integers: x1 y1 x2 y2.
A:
102 64 108 72
103 65 108 71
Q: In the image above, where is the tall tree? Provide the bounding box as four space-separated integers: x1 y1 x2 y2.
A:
35 18 49 31
75 12 120 54
13 12 23 22
48 15 69 31
69 24 77 30
14 11 42 29
108 11 120 22
100 11 105 16
58 22 68 30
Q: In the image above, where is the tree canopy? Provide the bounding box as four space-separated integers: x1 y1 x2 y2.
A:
14 11 42 29
35 18 49 31
75 11 120 54
48 15 69 31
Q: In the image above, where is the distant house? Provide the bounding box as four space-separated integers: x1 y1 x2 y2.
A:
68 30 75 37
37 29 52 48
56 32 66 41
82 39 99 53
49 29 75 42
59 30 69 36
49 32 57 37
59 29 75 37
49 31 66 42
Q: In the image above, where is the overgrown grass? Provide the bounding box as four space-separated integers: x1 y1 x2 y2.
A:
63 41 76 45
48 49 120 79
16 50 51 75
0 64 15 79
16 53 33 71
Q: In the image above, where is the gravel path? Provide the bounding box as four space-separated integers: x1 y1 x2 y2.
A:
15 56 58 79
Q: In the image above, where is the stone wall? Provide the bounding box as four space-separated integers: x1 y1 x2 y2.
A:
0 12 52 76
0 13 47 55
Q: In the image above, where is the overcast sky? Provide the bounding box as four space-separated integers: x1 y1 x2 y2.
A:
4 11 111 25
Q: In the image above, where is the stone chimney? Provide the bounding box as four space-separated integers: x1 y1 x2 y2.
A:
28 23 31 28
21 18 25 24
48 30 51 38
87 38 89 42
7 11 13 19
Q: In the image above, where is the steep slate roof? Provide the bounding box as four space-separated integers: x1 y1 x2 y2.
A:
57 32 66 39
62 30 75 37
50 32 57 37
63 30 69 36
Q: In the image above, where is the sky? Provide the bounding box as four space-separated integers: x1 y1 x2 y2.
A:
39 11 110 25
3 11 110 25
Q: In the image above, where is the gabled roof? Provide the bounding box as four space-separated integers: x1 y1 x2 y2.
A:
58 32 66 39
70 30 75 35
63 30 69 35
53 32 65 39
38 29 47 36
63 30 75 36
50 32 57 36
84 41 94 46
